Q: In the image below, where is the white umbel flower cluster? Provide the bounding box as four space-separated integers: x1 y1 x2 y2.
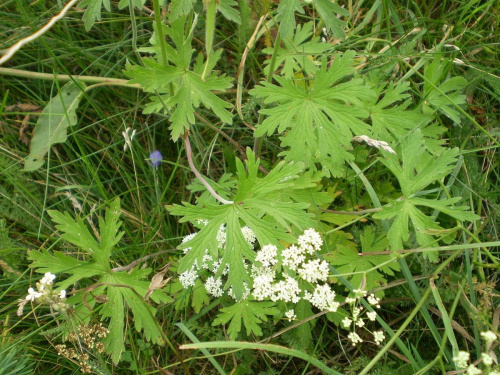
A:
20 272 68 316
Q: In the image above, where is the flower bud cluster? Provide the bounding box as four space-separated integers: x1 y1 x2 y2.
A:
341 289 386 346
452 331 499 375
56 323 109 374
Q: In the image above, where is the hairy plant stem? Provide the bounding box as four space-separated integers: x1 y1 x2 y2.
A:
183 134 234 205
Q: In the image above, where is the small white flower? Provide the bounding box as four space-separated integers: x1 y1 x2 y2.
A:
122 127 137 152
40 272 56 285
297 229 323 254
373 331 385 345
241 226 257 245
285 309 296 322
272 276 301 304
204 276 224 297
480 331 497 344
179 267 198 288
466 364 482 375
345 297 356 304
304 284 339 312
282 244 306 271
353 289 367 298
481 353 493 366
352 306 363 319
181 233 197 253
453 351 470 369
298 259 329 283
26 287 42 301
255 244 278 268
355 319 365 328
216 225 226 248
367 311 377 321
252 270 275 301
348 332 363 345
59 290 67 299
342 317 352 328
367 294 381 308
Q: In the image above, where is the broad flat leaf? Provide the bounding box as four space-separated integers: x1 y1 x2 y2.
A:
276 0 304 38
373 130 479 260
167 148 315 299
263 22 331 78
325 226 399 295
312 0 349 39
79 0 111 31
422 55 467 124
212 300 279 340
24 80 86 171
251 51 375 176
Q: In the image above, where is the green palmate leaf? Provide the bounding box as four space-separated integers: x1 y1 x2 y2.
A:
373 130 479 261
167 148 314 299
124 17 233 141
276 0 304 38
251 51 375 176
263 22 331 78
212 300 280 340
170 0 196 20
29 198 169 363
422 55 467 124
24 80 86 171
325 226 399 295
311 0 349 39
79 0 111 31
218 0 241 24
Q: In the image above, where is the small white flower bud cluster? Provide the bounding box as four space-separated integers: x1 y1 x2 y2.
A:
19 272 69 316
452 331 499 374
341 288 386 346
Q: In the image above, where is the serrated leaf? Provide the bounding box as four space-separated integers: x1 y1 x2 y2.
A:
325 226 399 294
29 199 167 363
79 0 111 31
423 55 467 124
312 0 349 39
167 148 314 298
218 0 240 23
24 80 86 171
263 22 330 78
276 0 304 38
373 130 479 260
170 0 196 20
123 17 233 141
251 52 375 176
212 300 279 340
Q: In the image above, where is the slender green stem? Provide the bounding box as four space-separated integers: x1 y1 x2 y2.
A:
152 0 168 65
